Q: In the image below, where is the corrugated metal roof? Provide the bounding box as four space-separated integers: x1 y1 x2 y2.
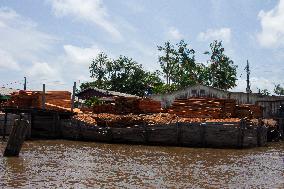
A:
0 87 19 96
78 87 140 98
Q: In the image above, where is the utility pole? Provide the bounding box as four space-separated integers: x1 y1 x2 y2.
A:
71 82 76 113
245 60 251 104
24 77 27 90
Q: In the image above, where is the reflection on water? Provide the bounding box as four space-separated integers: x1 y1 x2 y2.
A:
0 140 283 188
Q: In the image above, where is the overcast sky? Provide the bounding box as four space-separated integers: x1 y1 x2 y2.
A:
0 0 283 93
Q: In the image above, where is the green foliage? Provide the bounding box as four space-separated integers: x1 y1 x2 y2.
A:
157 41 177 85
84 96 102 107
79 81 102 91
258 88 271 96
157 40 206 89
174 40 197 87
274 84 284 95
81 40 238 96
152 83 179 94
204 40 237 90
83 53 163 97
89 52 109 89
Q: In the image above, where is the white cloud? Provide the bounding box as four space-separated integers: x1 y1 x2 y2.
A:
0 49 20 70
0 7 62 89
168 27 183 40
232 77 281 94
198 27 231 43
257 0 284 48
63 45 102 65
48 0 122 40
27 62 60 80
122 1 145 13
0 7 57 63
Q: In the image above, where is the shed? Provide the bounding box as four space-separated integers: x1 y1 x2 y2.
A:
76 87 139 101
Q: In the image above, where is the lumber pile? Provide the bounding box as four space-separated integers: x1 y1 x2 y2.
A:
262 119 277 128
80 107 93 113
74 113 178 127
6 90 34 108
114 97 162 114
205 118 241 123
143 113 178 125
138 98 162 113
168 98 237 119
93 104 116 114
34 91 71 109
115 97 140 114
73 113 247 128
223 99 237 118
74 113 97 125
236 104 263 119
5 90 72 111
250 118 277 128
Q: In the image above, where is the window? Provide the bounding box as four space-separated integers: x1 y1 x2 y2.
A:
200 89 205 96
191 90 197 97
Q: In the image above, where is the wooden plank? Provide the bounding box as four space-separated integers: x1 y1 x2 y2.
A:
3 117 29 156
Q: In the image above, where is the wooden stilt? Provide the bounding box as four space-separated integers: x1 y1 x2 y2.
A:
3 115 29 157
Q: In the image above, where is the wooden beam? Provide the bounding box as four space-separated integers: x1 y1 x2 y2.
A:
3 115 29 157
42 84 46 109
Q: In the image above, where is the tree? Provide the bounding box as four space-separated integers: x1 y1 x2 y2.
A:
204 40 237 90
89 52 109 89
82 53 162 97
174 40 203 87
274 84 284 95
79 81 98 91
258 88 270 96
157 40 207 91
157 41 177 85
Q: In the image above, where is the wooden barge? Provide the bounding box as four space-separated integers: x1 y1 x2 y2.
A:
1 107 268 149
61 119 267 148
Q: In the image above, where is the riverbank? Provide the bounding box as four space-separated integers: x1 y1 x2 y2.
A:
0 140 283 188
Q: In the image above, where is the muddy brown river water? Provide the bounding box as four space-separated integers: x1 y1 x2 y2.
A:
0 140 283 188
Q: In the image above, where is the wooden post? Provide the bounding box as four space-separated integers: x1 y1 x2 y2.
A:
238 119 245 148
200 123 206 147
279 118 284 139
25 113 32 139
176 117 181 146
3 112 7 139
56 113 62 138
143 122 148 144
3 115 29 157
42 84 46 109
71 82 76 112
